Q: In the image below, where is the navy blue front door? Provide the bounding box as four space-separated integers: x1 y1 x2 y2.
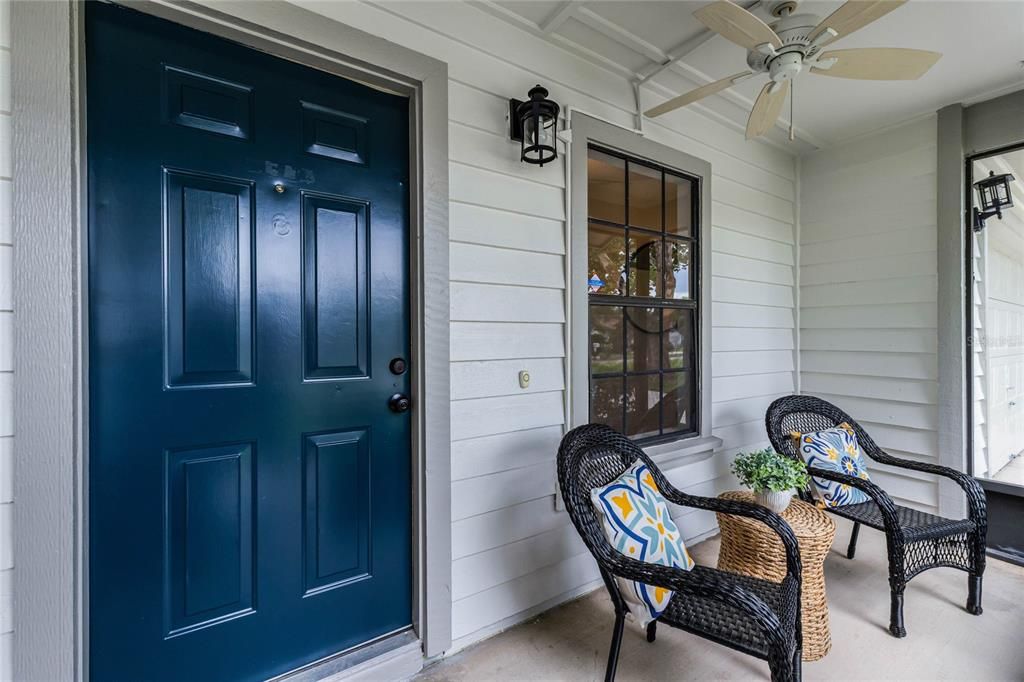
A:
87 4 412 680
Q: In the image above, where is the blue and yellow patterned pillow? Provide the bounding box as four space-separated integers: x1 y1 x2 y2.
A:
793 423 871 508
590 460 694 627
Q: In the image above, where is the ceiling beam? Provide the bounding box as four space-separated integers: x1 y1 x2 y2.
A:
637 32 718 84
540 1 580 34
471 1 639 80
637 0 761 84
574 7 667 64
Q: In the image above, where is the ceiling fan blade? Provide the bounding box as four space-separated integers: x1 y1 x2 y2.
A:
745 80 789 140
694 1 782 52
808 0 907 46
811 48 941 80
645 71 753 118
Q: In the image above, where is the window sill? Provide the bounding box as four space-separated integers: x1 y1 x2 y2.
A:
642 434 722 471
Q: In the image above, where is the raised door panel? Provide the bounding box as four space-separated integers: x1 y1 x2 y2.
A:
303 429 371 595
302 193 369 380
165 443 255 636
162 65 254 140
301 101 369 165
165 170 254 387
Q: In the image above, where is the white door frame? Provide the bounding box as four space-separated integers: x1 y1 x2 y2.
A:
11 1 452 678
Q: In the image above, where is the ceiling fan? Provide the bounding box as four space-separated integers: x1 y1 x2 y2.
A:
644 0 941 140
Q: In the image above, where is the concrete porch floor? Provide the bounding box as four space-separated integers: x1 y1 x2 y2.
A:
417 517 1024 681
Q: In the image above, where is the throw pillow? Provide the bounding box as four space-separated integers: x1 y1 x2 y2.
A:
590 460 694 627
792 423 871 508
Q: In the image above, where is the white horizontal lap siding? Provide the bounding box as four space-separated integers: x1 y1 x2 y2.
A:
710 177 796 461
293 0 797 651
799 117 940 513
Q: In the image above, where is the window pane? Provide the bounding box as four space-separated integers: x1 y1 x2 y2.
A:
625 374 660 439
628 232 661 298
625 307 659 372
665 173 693 236
591 376 624 432
662 308 694 370
590 305 623 374
628 162 662 231
664 239 691 300
588 150 625 224
588 223 625 295
662 371 695 434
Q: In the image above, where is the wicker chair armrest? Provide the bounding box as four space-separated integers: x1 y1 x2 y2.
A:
656 487 802 582
806 466 905 537
865 454 987 523
601 550 790 649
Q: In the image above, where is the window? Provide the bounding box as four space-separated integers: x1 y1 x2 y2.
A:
586 146 699 442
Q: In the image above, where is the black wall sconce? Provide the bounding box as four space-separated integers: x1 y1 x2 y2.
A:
973 170 1015 231
509 85 560 166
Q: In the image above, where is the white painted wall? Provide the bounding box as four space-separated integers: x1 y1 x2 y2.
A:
0 0 11 676
799 117 941 514
284 0 798 651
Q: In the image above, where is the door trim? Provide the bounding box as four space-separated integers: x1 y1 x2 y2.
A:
12 1 452 678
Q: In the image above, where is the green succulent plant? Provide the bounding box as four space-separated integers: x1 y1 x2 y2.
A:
731 448 810 492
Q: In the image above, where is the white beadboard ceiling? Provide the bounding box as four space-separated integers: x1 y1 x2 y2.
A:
476 0 1024 151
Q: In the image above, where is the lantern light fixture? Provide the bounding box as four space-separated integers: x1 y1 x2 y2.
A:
973 170 1015 231
509 85 560 167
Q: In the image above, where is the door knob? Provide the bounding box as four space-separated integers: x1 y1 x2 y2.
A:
388 393 411 413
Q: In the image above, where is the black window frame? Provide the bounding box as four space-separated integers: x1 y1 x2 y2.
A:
586 143 701 445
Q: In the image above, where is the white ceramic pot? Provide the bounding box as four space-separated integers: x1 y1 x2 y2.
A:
754 489 793 514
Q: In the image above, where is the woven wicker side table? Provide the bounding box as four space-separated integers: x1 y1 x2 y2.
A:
716 491 836 661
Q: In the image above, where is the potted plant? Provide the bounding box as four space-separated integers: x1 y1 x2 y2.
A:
730 448 810 514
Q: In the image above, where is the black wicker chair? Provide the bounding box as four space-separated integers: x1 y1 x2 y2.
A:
558 424 802 682
766 395 987 638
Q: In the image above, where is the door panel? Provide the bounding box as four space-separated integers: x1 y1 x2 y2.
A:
166 443 255 636
303 429 372 594
87 4 412 680
302 193 370 379
165 170 255 387
164 65 254 140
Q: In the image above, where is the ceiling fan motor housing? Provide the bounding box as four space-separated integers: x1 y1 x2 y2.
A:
768 51 803 82
746 12 822 77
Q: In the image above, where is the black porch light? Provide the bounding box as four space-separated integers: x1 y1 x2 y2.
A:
509 85 560 166
973 170 1015 231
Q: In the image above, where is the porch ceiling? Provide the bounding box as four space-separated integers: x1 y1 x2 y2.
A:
475 0 1024 151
